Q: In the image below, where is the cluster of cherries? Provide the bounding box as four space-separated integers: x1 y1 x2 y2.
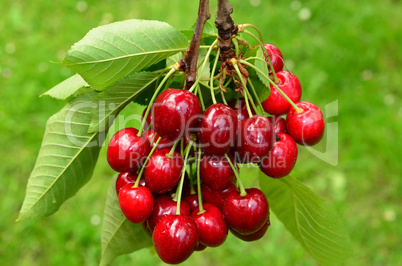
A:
107 43 325 264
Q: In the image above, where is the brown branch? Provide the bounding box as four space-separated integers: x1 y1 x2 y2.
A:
215 0 237 60
181 0 210 90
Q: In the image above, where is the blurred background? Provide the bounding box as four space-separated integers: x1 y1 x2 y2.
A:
1 0 401 265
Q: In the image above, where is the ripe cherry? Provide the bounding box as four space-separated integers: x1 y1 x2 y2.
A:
144 148 184 194
198 103 238 155
200 154 235 191
153 89 201 141
118 184 154 224
191 203 228 247
107 128 151 173
271 116 287 134
231 220 270 242
222 188 269 234
262 71 302 116
115 172 146 195
286 101 325 146
152 215 199 264
263 43 284 73
201 183 237 210
228 98 255 122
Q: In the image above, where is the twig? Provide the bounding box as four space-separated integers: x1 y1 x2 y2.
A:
215 0 237 60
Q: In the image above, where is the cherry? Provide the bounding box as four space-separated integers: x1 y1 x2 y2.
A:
115 172 146 195
228 98 255 122
144 148 184 194
195 243 207 251
261 71 302 116
200 154 235 191
271 116 287 134
198 103 238 155
118 184 154 224
222 188 269 234
234 116 274 164
107 128 151 173
183 193 199 211
153 89 201 141
286 101 325 146
147 194 192 232
191 203 228 247
201 183 237 210
259 133 298 178
263 43 284 73
231 220 270 242
142 129 174 151
152 215 199 264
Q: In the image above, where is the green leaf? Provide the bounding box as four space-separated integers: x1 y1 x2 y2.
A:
100 176 152 265
62 19 188 90
18 92 105 221
255 48 270 87
41 74 89 100
259 174 352 265
89 72 159 133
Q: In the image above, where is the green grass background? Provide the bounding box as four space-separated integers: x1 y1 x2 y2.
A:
1 0 401 265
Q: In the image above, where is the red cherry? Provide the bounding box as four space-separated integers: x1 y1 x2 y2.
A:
142 129 174 151
195 243 207 251
263 43 284 73
153 89 201 141
259 133 298 178
107 128 151 173
115 172 146 195
228 98 255 122
198 103 238 155
191 203 228 247
147 194 192 232
152 215 199 264
286 101 325 146
200 154 235 191
262 71 302 116
144 149 184 194
183 193 199 211
222 188 269 234
234 116 274 164
231 220 270 242
118 184 154 224
271 116 287 134
201 183 237 210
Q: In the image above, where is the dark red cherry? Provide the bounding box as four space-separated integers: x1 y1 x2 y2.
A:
198 103 238 155
107 128 151 173
286 101 325 146
201 183 237 210
259 133 298 178
183 193 199 211
147 194 192 232
191 203 228 247
153 89 201 141
262 71 302 116
142 129 174 151
115 172 146 195
231 220 270 242
152 215 199 264
144 148 184 194
118 184 154 224
200 154 235 191
195 243 207 251
263 43 284 73
271 116 287 134
228 98 255 122
234 116 274 164
222 188 269 234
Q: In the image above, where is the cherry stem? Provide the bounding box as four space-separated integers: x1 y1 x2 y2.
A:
245 87 261 116
210 48 221 104
224 154 247 197
134 137 162 187
176 144 193 215
168 141 180 158
189 39 219 93
138 67 178 136
189 163 195 194
242 24 264 43
220 90 228 105
243 29 279 83
247 77 267 116
232 38 240 57
196 146 205 214
240 60 302 113
197 85 206 110
233 63 253 117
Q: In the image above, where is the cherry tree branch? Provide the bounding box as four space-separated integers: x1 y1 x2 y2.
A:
181 0 210 90
215 0 237 59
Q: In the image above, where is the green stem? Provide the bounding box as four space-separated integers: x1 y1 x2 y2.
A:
233 63 253 117
210 48 221 104
220 90 228 105
135 137 162 186
245 87 261 116
232 37 240 57
248 78 267 116
168 141 180 158
138 68 177 136
240 60 302 113
176 144 193 215
242 24 264 43
196 146 205 214
189 39 219 93
197 85 206 110
189 163 195 194
224 154 247 197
